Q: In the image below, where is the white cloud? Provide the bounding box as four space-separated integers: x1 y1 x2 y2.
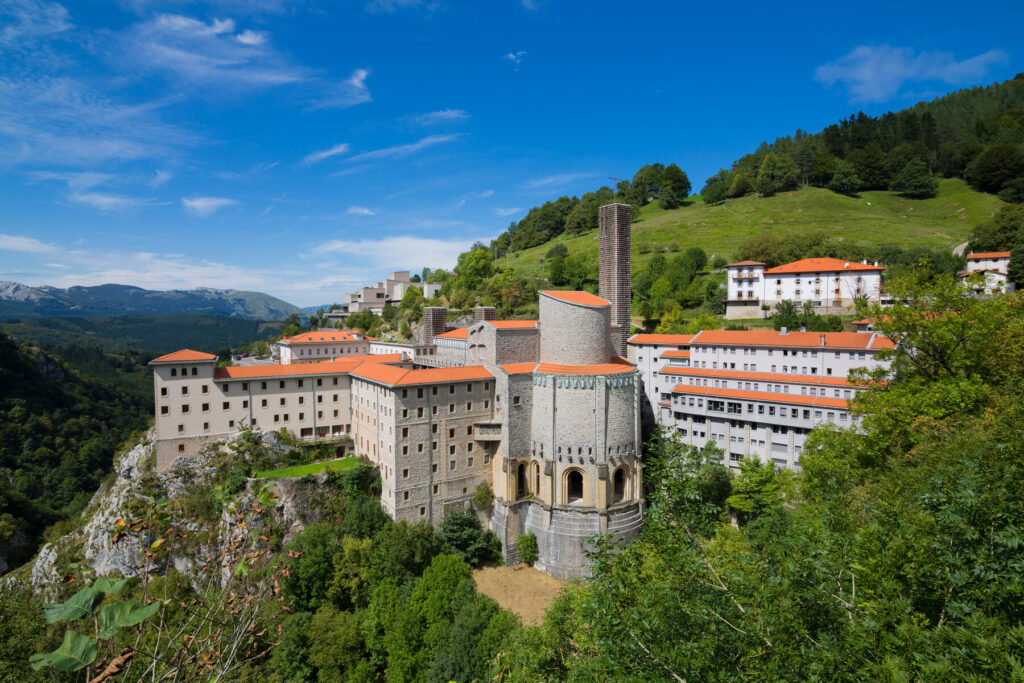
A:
314 235 483 270
525 172 596 189
412 108 469 126
347 206 375 216
235 29 266 46
453 189 494 210
32 171 113 191
366 0 441 13
182 196 237 216
71 191 163 211
346 134 462 163
45 262 71 268
504 50 527 65
494 207 521 217
0 233 57 253
303 142 350 165
151 169 173 187
123 14 307 89
814 45 1009 102
0 0 71 46
521 0 540 9
308 68 372 110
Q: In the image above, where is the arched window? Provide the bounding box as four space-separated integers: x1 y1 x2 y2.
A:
566 470 583 504
533 461 541 496
613 467 627 503
517 463 527 500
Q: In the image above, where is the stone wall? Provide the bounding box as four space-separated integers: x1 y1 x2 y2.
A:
538 295 611 365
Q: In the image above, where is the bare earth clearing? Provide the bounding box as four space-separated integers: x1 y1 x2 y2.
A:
473 564 569 626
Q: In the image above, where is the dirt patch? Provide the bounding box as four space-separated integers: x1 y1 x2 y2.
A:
473 563 569 626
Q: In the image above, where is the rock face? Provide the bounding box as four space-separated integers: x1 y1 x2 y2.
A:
11 428 343 597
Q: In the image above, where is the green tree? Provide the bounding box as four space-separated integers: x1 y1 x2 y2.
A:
1008 228 1024 288
517 532 538 565
965 143 1024 193
439 510 500 566
658 164 691 209
969 205 1024 252
807 149 837 186
998 177 1024 203
827 159 862 195
848 142 889 189
455 248 495 291
702 180 727 205
890 158 938 198
727 173 752 198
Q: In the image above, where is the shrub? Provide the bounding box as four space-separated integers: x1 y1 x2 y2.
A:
440 510 499 566
517 531 538 565
472 481 494 509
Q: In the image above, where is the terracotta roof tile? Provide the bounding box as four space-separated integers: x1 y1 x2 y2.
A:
762 257 884 274
214 355 406 380
966 252 1010 259
660 350 691 359
500 363 538 375
484 320 539 329
628 333 695 345
534 361 635 375
670 384 850 409
351 363 494 386
540 290 610 307
691 329 894 350
435 328 468 339
727 260 767 267
280 331 364 344
151 349 217 364
658 367 863 387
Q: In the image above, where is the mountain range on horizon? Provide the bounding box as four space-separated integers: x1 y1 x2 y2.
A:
0 281 306 321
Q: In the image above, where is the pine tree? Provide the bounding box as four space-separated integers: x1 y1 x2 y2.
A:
828 160 862 195
890 159 939 198
755 153 780 196
659 164 691 209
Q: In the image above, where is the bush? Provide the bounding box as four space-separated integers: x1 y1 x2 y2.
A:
545 243 568 260
440 510 499 566
472 481 494 509
517 531 538 565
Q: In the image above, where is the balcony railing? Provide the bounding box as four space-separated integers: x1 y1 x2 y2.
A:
473 422 502 442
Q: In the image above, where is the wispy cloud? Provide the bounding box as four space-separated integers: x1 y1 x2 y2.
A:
303 142 350 165
122 14 308 89
525 172 596 189
452 189 493 211
182 196 237 216
0 233 57 254
814 45 1009 102
314 235 484 270
346 134 462 163
412 108 469 126
504 50 527 66
366 0 442 13
0 0 71 46
71 191 164 211
307 68 372 110
494 207 521 217
151 169 173 187
347 205 376 216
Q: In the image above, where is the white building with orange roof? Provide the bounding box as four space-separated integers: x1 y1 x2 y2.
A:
277 330 371 364
629 328 892 470
725 257 885 319
960 251 1014 296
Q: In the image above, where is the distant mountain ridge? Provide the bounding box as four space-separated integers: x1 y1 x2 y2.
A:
0 282 305 321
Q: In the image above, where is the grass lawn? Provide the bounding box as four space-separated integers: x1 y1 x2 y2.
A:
256 457 359 479
502 179 1005 279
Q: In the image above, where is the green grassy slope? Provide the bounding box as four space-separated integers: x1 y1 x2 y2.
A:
501 179 1005 277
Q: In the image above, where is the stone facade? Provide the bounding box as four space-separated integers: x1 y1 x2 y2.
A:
598 203 632 355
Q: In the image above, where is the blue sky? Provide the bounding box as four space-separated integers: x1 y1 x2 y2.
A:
1 0 1020 306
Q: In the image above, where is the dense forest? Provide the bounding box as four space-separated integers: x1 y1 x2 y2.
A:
0 335 151 571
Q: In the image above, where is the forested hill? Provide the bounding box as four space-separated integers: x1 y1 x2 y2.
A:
0 282 305 321
0 334 151 573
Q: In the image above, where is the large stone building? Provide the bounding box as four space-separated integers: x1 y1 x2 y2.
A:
725 257 885 319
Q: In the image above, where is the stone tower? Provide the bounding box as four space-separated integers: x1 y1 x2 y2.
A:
599 203 632 355
421 307 447 344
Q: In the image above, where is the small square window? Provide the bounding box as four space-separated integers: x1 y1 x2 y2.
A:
449 460 456 470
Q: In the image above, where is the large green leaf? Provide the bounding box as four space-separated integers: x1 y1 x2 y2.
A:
94 577 132 596
97 600 161 639
42 586 104 623
29 630 97 672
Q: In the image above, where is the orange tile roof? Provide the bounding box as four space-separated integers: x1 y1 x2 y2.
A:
541 290 610 307
659 367 862 387
535 361 635 375
435 327 468 339
966 252 1010 259
660 350 691 359
727 260 767 267
280 330 364 344
500 362 538 375
151 349 217 363
351 363 494 386
670 384 850 409
628 333 695 345
485 320 538 329
214 355 406 380
691 330 894 350
763 257 884 274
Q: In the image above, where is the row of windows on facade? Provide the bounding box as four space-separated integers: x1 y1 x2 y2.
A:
296 345 366 356
665 377 856 399
672 396 849 422
675 416 814 437
174 413 352 432
164 377 343 396
689 361 843 375
513 464 629 506
695 347 871 360
160 392 344 415
530 443 633 457
673 429 802 467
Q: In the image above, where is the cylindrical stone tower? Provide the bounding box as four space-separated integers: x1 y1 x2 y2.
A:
538 291 612 366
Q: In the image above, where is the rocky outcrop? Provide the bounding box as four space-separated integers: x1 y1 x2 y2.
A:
10 428 345 598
